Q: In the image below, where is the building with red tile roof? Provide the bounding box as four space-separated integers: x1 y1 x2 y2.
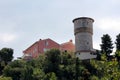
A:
60 40 75 52
23 38 75 60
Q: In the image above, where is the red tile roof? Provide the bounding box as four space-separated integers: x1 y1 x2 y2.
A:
60 40 75 52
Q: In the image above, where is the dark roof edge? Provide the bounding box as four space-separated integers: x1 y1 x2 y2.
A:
73 17 94 23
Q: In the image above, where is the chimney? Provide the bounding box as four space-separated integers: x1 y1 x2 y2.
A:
39 39 42 41
69 39 72 42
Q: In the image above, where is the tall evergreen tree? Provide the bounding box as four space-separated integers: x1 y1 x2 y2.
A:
100 34 113 56
115 33 120 51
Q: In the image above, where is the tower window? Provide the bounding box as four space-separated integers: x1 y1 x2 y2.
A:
82 20 88 27
87 42 89 45
82 21 86 27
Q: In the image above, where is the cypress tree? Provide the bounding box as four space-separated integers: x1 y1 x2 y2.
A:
115 33 120 51
100 34 113 56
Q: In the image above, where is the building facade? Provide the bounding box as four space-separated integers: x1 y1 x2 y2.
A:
23 38 75 60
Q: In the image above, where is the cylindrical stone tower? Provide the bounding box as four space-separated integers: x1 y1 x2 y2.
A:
73 17 95 59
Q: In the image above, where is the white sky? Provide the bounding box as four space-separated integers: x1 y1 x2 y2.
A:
0 0 120 59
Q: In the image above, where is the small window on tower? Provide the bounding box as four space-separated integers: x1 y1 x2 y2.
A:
82 21 86 27
87 42 89 45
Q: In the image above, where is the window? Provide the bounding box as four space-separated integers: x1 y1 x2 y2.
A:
82 20 88 27
87 42 89 45
44 48 47 52
82 21 86 27
43 48 49 52
45 41 49 46
34 48 37 52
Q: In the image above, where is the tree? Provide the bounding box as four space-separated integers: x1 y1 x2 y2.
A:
32 68 45 80
115 33 120 51
90 59 120 79
25 55 45 80
58 52 76 80
89 75 99 80
115 51 120 62
44 49 61 75
21 66 33 80
100 34 113 56
44 72 57 80
0 48 13 64
75 57 81 80
0 48 13 75
3 60 26 80
61 52 73 65
0 76 12 80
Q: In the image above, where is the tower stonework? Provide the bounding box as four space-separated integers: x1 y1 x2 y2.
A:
73 17 96 60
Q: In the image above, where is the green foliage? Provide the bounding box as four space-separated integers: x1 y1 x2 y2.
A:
90 59 120 79
32 68 45 80
0 48 13 64
27 55 45 80
8 60 25 68
75 58 80 80
100 34 113 56
58 52 77 80
0 61 5 75
2 49 120 80
44 49 61 74
21 66 33 80
3 60 25 80
44 72 57 80
35 55 45 68
115 33 120 51
45 49 61 64
81 68 91 80
116 50 120 57
61 52 73 65
0 48 14 75
62 64 75 80
0 76 12 80
89 75 99 80
101 53 107 61
115 50 120 62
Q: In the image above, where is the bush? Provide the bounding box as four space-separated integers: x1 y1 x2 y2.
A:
0 76 12 80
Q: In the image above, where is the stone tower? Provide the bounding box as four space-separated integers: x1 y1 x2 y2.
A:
73 17 96 60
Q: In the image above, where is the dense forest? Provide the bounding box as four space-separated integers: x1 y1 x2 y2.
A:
0 33 120 80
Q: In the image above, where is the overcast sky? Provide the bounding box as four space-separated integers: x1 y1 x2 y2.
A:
0 0 120 59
